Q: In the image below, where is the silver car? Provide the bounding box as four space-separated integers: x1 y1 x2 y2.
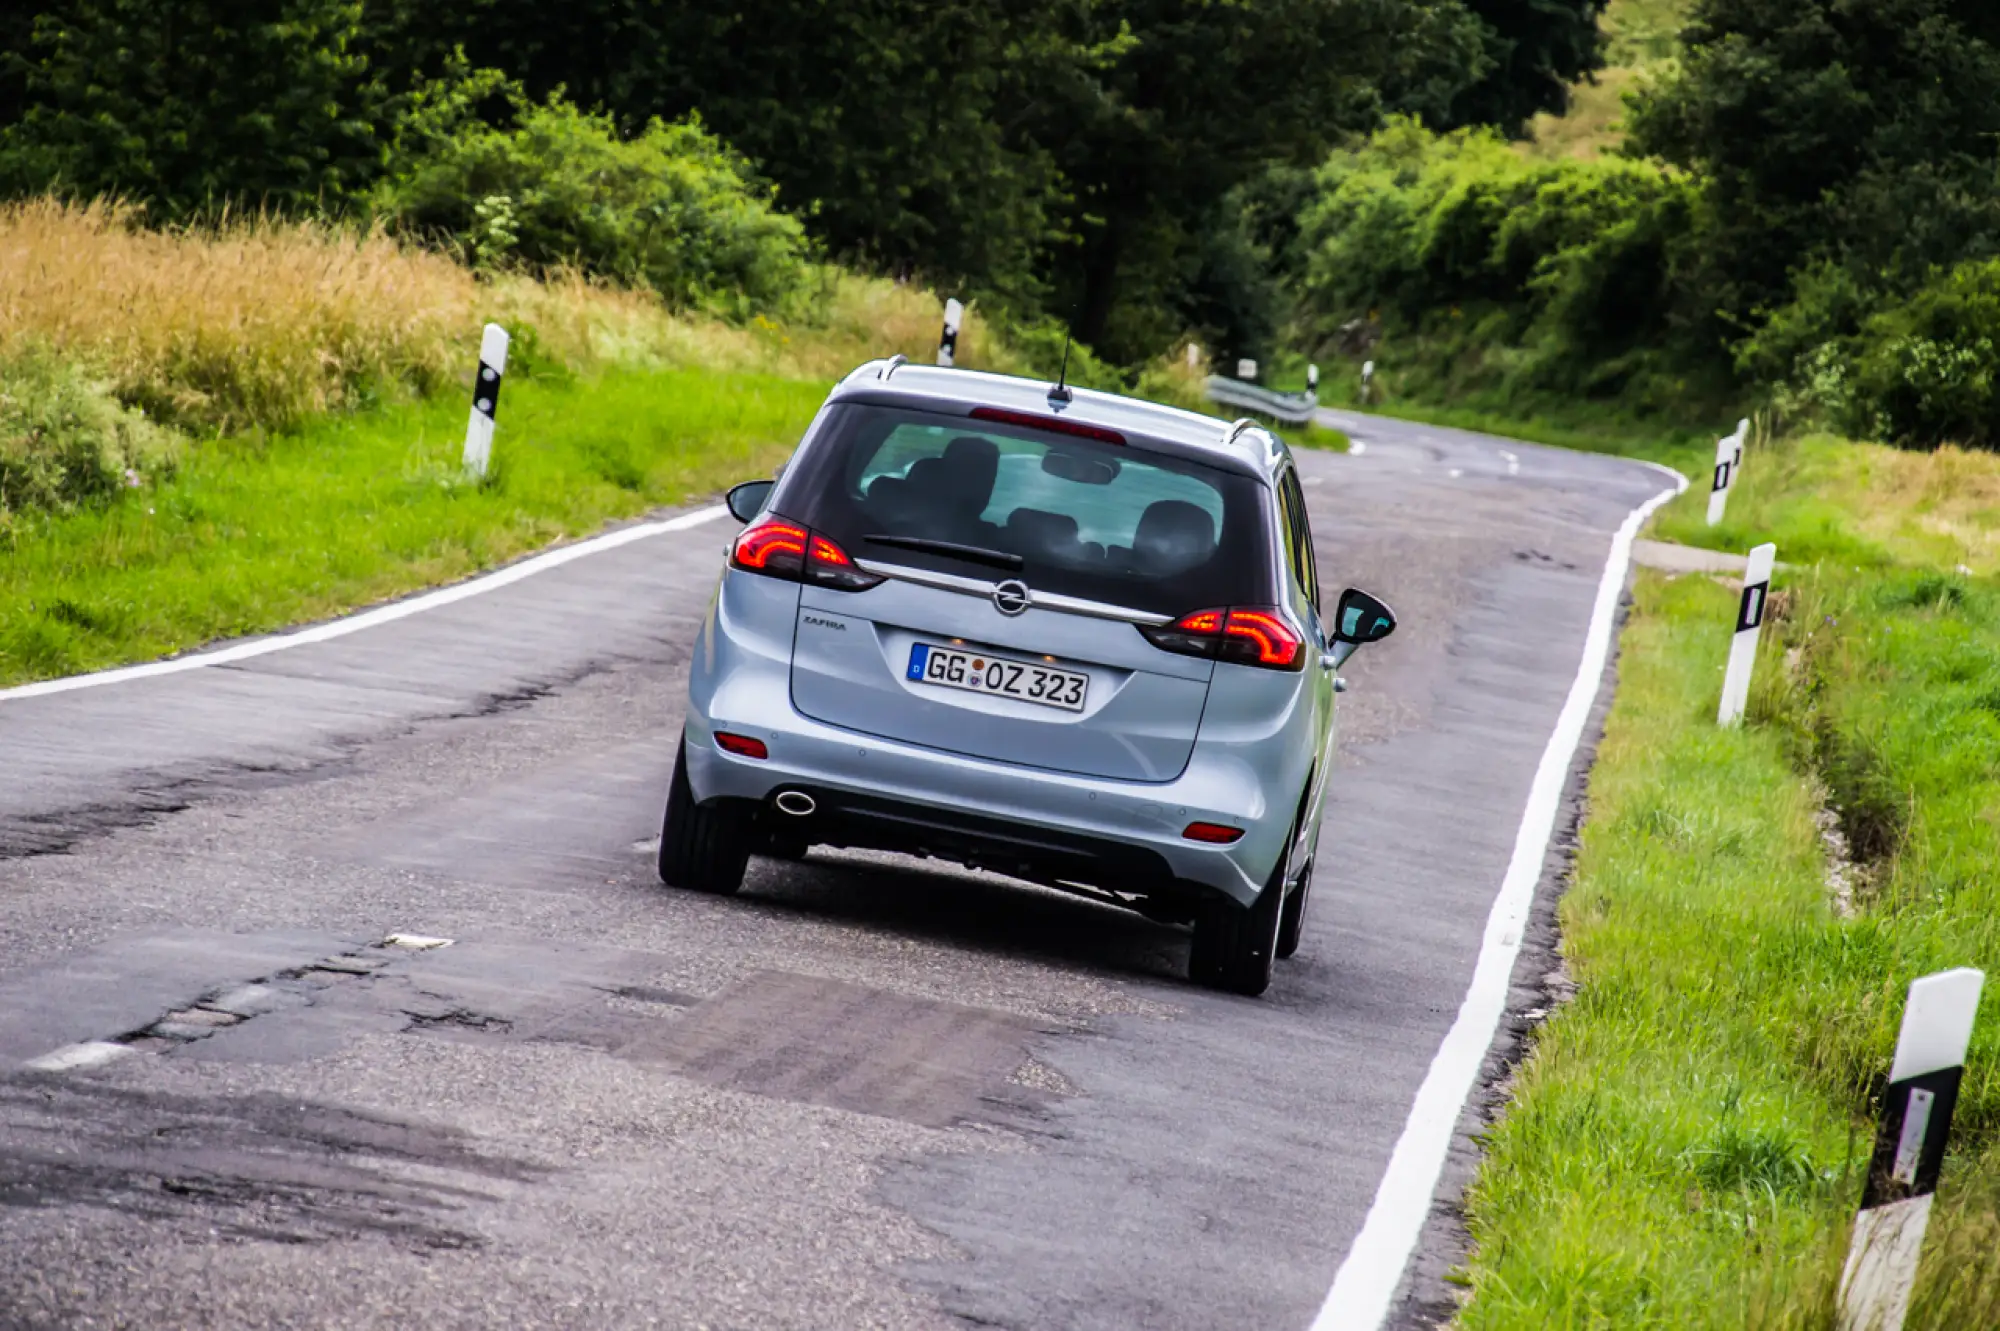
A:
659 360 1396 996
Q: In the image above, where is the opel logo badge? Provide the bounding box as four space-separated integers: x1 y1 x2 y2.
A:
992 579 1031 616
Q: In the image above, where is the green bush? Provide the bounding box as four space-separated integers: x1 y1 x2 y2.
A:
1294 119 1710 403
376 96 814 317
0 347 178 521
1780 258 2000 448
1847 260 2000 448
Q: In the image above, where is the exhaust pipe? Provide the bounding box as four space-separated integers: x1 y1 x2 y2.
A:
774 790 816 817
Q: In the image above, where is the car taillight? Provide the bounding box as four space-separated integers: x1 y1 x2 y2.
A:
730 517 881 591
804 531 883 591
732 517 808 578
1219 609 1304 669
1139 606 1306 671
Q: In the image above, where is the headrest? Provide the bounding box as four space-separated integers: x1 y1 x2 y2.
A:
1133 500 1216 564
1005 507 1080 552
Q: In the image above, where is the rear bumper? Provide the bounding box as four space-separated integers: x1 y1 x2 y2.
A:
681 565 1311 909
683 707 1282 909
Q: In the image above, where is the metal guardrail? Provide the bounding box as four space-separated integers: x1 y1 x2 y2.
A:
1203 375 1319 425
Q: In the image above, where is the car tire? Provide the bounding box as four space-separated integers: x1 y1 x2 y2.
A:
761 832 810 862
1276 860 1313 961
1189 857 1287 998
657 732 752 895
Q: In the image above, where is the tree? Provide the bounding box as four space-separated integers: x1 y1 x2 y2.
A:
359 0 1078 304
1629 0 2000 344
1445 0 1610 134
1034 0 1489 360
0 0 388 216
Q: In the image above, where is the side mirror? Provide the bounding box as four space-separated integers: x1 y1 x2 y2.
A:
726 479 775 523
1328 587 1396 668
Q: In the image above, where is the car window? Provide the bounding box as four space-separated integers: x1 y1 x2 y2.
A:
775 403 1279 615
1278 469 1321 613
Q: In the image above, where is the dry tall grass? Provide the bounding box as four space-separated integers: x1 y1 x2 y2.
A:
0 196 1016 442
0 198 478 432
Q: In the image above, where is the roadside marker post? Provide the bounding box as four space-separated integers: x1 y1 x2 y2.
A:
937 298 964 367
463 322 509 479
1237 358 1259 381
1706 429 1736 525
1307 363 1320 395
1840 968 1985 1331
1186 343 1201 370
1717 541 1775 727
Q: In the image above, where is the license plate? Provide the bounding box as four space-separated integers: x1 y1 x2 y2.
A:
906 642 1088 712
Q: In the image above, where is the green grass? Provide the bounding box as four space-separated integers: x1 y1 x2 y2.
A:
0 366 827 684
1459 439 2000 1326
1458 571 1856 1328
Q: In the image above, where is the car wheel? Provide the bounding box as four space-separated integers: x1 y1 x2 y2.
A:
761 832 810 862
1276 860 1313 961
657 731 752 895
1189 846 1287 997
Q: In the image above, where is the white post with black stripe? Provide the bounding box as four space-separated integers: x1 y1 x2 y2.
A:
1840 967 1985 1331
1705 423 1741 526
937 298 964 367
463 323 509 478
1717 541 1775 728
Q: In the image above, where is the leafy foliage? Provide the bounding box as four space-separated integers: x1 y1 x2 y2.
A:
1629 0 2000 345
1446 0 1611 133
1293 120 1707 405
0 344 176 521
0 0 388 216
1786 258 2000 448
357 0 1074 306
375 95 813 316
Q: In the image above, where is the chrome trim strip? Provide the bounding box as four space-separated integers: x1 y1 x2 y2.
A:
853 559 1174 626
1032 588 1174 627
854 558 993 598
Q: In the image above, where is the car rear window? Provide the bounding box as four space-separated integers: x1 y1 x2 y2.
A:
771 402 1277 615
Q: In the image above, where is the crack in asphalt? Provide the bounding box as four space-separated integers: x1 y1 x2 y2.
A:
0 1078 547 1252
0 663 624 862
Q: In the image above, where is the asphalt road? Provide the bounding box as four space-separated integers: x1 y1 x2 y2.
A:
0 409 1672 1330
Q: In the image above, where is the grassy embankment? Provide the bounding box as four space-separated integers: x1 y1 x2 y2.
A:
1522 0 1689 162
0 199 1345 688
1457 433 2000 1328
0 201 1034 686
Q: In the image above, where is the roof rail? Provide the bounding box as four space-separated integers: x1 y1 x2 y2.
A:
878 354 908 380
1223 417 1263 447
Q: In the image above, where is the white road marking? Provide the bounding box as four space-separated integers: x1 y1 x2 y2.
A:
1500 450 1519 476
1448 468 1463 478
25 1041 132 1072
1350 440 1367 456
384 933 454 950
1310 463 1688 1331
1303 476 1325 487
0 506 730 703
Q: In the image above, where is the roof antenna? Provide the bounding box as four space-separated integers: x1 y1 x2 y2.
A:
1048 325 1075 410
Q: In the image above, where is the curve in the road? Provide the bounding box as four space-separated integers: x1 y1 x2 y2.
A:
0 406 1685 1330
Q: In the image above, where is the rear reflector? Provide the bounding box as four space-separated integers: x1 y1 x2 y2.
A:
1182 822 1245 845
970 406 1125 445
714 732 769 760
